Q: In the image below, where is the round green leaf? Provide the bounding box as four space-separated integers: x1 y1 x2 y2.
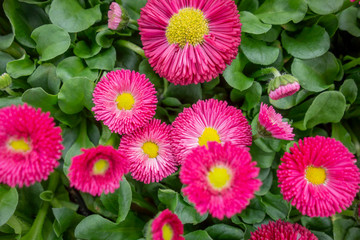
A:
308 0 344 15
0 186 18 226
223 53 254 91
250 144 275 168
122 0 147 20
31 24 70 61
340 79 358 104
74 40 101 59
261 192 290 220
22 87 58 113
317 14 339 37
165 83 202 104
52 207 77 237
6 54 35 78
291 52 340 92
138 59 162 89
281 25 330 59
0 52 15 74
0 33 14 50
184 230 213 240
85 47 116 70
338 7 360 37
27 64 61 94
304 91 346 128
333 218 355 240
255 0 307 25
56 56 98 82
240 11 271 35
49 0 101 33
239 197 266 224
206 224 244 240
162 97 182 107
241 36 280 65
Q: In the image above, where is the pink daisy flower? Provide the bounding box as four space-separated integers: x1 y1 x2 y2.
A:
0 104 63 187
350 0 359 4
68 145 130 196
172 99 252 164
92 69 157 135
258 103 294 140
108 2 128 30
138 0 241 85
269 82 300 100
119 119 177 184
250 220 317 240
149 209 184 240
277 136 360 217
180 142 261 220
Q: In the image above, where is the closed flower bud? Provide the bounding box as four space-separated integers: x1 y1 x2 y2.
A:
268 74 300 100
108 2 129 30
0 73 12 90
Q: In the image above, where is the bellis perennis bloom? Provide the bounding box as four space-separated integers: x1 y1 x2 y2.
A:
278 136 360 217
268 74 300 100
148 209 184 240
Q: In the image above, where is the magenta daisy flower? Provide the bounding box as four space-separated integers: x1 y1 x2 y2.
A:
0 104 63 187
258 103 294 140
250 220 317 240
138 0 241 85
180 142 261 220
268 74 300 100
92 69 157 135
68 145 129 196
277 136 360 217
172 99 252 164
119 119 177 184
149 209 184 240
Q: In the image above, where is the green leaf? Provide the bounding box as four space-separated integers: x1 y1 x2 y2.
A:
162 97 182 107
27 64 61 94
0 52 15 74
340 79 358 104
239 197 266 224
52 207 76 237
255 168 273 196
185 230 213 240
138 59 162 89
100 177 132 223
158 189 179 212
56 56 98 82
238 0 258 12
49 0 101 33
206 224 244 240
122 0 147 20
74 40 101 59
250 143 275 168
31 24 70 61
255 0 307 25
241 35 280 65
0 33 14 50
332 123 356 153
223 53 254 91
333 218 355 240
95 29 115 48
345 227 360 240
22 87 58 113
6 54 35 78
0 97 23 108
301 216 332 232
85 47 116 71
281 25 330 59
317 14 339 37
0 186 18 226
261 192 290 220
243 81 262 111
338 7 360 37
308 0 344 15
165 83 202 104
75 213 144 240
240 11 271 34
291 52 340 92
58 77 95 114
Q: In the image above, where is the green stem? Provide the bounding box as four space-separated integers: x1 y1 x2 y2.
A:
343 58 360 71
163 78 169 96
131 193 157 214
251 67 281 78
21 172 59 240
4 87 20 97
344 122 360 157
116 40 145 58
129 19 139 27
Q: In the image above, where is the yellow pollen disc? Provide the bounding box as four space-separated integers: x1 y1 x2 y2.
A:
9 139 30 152
305 166 326 185
166 7 209 47
142 141 159 158
198 127 221 147
92 159 109 175
208 167 231 190
116 93 135 110
162 224 174 240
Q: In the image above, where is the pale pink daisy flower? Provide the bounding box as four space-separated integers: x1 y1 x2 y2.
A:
149 209 184 240
108 2 128 30
138 0 241 85
180 142 261 220
92 69 157 135
0 104 63 187
258 103 294 140
68 145 129 196
350 0 359 4
278 136 360 217
119 119 177 184
250 220 317 240
172 99 252 164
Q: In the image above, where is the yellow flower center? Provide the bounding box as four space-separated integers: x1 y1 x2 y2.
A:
116 93 135 110
142 141 159 158
166 7 209 47
92 159 109 175
208 166 231 190
9 139 30 152
162 223 174 240
198 127 221 147
305 166 326 185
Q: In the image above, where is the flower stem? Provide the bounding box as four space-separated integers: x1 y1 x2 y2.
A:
4 87 20 97
129 19 139 27
343 58 360 71
21 172 60 240
251 67 281 78
116 40 145 58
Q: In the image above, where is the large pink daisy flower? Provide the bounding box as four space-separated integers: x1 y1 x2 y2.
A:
138 0 241 85
172 99 252 164
0 104 63 187
250 220 317 240
92 69 157 135
68 145 129 196
180 142 261 220
277 136 360 217
258 103 294 140
119 119 177 184
149 209 184 240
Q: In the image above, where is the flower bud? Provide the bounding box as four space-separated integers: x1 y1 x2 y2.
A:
0 73 12 90
108 2 129 30
268 74 300 100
